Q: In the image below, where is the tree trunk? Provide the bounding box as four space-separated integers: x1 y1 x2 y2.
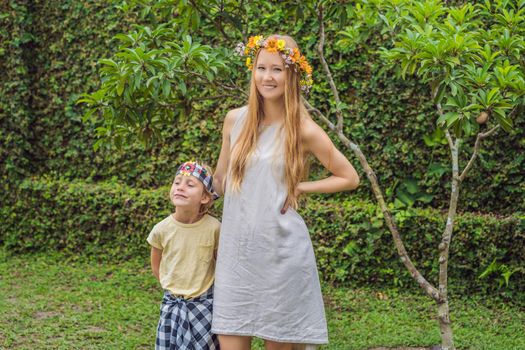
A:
435 130 460 350
437 299 454 350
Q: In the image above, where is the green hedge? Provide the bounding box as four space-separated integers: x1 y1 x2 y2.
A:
2 177 523 295
1 1 524 215
0 1 34 185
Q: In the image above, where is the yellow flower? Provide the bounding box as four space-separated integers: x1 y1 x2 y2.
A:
246 57 252 69
277 39 286 50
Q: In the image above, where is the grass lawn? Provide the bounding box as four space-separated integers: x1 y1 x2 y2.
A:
0 250 523 350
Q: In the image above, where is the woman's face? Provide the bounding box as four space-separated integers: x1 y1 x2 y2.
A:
254 49 286 101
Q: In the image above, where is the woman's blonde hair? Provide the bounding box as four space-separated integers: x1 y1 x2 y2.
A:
229 34 310 209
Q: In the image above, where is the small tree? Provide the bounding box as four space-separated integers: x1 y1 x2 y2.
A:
314 1 524 348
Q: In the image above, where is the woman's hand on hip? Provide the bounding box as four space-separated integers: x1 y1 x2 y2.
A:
280 183 305 214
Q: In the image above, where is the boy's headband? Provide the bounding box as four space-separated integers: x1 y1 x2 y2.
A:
176 161 219 199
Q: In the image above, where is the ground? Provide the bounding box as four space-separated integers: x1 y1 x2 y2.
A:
1 251 524 350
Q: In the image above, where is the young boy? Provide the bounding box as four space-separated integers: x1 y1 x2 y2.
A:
147 161 220 350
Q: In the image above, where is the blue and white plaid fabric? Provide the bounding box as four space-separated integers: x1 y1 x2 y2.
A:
156 287 219 350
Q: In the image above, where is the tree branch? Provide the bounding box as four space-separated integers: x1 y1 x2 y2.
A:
188 0 231 40
190 94 239 102
437 132 461 331
316 3 344 132
433 94 455 151
459 125 500 182
303 98 440 301
186 71 247 97
239 0 247 41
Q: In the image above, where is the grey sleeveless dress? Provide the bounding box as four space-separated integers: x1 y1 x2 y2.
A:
212 106 328 347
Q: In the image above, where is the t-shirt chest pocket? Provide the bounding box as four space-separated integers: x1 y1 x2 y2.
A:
198 238 214 264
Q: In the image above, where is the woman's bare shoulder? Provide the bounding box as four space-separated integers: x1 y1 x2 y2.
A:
225 106 247 121
300 115 324 141
223 106 247 132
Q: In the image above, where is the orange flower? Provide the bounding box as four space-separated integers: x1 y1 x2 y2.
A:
304 63 313 75
298 60 305 69
247 36 256 49
291 48 301 62
296 56 306 67
265 38 279 53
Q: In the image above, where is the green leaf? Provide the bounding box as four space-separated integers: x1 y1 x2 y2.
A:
397 189 415 207
93 138 104 152
428 163 448 178
81 109 95 123
418 194 434 203
462 120 473 136
437 112 459 127
493 109 513 132
487 87 500 104
99 59 118 68
162 80 171 97
179 81 187 95
404 179 419 195
343 241 358 255
116 79 125 96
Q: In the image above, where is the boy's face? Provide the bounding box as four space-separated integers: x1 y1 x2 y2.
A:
170 175 210 211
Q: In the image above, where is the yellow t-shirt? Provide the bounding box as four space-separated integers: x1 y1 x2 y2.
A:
147 213 221 299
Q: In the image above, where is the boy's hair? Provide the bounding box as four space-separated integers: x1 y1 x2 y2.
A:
198 163 214 215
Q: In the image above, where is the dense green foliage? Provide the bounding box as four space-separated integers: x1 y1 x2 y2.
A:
0 1 33 183
3 177 523 295
379 1 524 135
1 0 523 216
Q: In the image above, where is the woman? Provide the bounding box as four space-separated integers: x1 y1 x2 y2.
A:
212 34 359 350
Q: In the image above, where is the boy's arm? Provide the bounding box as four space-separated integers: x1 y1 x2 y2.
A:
150 247 162 282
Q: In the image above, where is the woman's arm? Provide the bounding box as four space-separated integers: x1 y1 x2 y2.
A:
213 108 241 195
150 247 162 282
299 118 360 194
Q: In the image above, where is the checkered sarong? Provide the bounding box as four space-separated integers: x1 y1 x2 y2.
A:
156 287 219 350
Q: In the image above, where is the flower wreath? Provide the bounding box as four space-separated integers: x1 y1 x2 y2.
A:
235 35 313 93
